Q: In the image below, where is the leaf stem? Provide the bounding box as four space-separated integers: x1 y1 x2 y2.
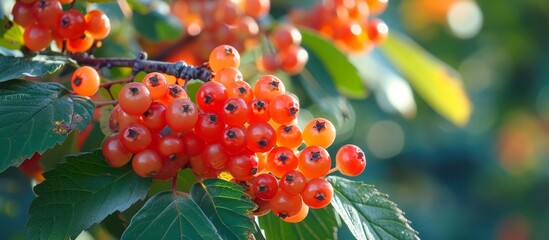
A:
94 100 118 108
171 175 177 193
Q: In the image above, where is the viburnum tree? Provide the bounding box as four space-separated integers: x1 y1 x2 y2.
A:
0 0 472 239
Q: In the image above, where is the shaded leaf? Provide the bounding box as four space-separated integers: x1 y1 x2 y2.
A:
0 55 69 82
191 178 256 240
26 150 151 240
326 176 419 240
0 80 94 173
258 205 340 240
300 28 367 99
132 2 184 41
122 191 222 240
380 33 472 126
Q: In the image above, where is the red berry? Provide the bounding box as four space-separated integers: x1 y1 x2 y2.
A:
301 178 333 209
227 152 259 181
279 170 306 195
252 173 278 200
57 9 86 39
270 191 303 219
119 122 152 153
297 145 331 179
132 149 163 178
118 82 152 116
267 147 298 178
269 93 299 125
246 122 276 153
166 98 198 133
102 134 132 167
336 144 366 176
221 97 249 126
196 81 228 112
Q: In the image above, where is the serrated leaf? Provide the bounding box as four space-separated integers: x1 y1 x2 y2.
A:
191 179 256 240
0 16 24 50
26 150 152 240
300 28 367 99
122 191 222 240
0 80 94 173
326 176 419 240
132 2 184 41
0 55 69 82
258 205 340 240
380 33 472 126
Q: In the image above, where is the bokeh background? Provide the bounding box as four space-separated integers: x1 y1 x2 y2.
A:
2 0 549 239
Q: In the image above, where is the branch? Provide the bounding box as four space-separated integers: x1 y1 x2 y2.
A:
71 52 213 82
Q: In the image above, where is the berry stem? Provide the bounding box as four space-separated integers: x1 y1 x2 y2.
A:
71 52 213 82
98 77 133 89
171 175 177 192
327 167 339 175
94 100 118 107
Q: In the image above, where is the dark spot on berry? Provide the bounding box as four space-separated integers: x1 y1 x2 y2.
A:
257 139 268 148
358 151 365 159
315 193 326 202
127 128 138 139
73 77 82 87
313 120 326 132
38 0 47 9
309 151 321 161
149 75 159 87
255 100 266 110
169 86 181 97
168 154 177 161
288 106 299 117
278 212 288 219
226 130 237 139
129 87 139 95
147 171 158 177
250 167 258 175
285 174 294 183
143 109 152 117
238 86 246 95
224 46 234 55
283 125 293 133
182 104 190 113
277 153 289 164
204 95 213 104
225 103 236 112
269 80 279 90
60 16 70 28
258 185 267 192
209 114 217 122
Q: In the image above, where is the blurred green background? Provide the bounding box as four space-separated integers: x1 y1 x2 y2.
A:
2 0 549 239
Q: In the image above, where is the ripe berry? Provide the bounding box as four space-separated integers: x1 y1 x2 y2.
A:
66 33 94 53
366 0 388 16
23 23 52 51
158 83 188 107
267 147 298 178
282 202 309 223
157 134 184 159
119 122 152 153
142 102 167 131
366 18 389 44
254 75 285 103
209 44 240 72
270 25 302 50
181 131 206 157
298 145 331 179
252 173 278 200
270 191 303 219
256 53 279 73
221 97 249 126
118 82 152 116
115 106 143 132
278 45 308 75
132 149 163 178
276 124 303 149
142 72 168 100
85 9 111 40
195 112 225 143
336 144 366 176
33 0 62 30
166 98 198 133
12 2 36 27
57 9 87 39
246 122 276 153
196 81 228 112
248 99 270 123
301 178 333 209
227 80 254 104
213 67 243 88
202 143 229 170
302 118 336 148
190 155 209 175
71 66 100 97
221 126 247 154
243 0 270 19
102 134 132 167
279 170 307 195
269 93 299 125
253 197 271 216
227 152 259 181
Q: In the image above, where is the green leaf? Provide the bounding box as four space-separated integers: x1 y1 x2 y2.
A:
326 176 419 240
0 80 94 173
380 33 472 126
258 205 341 240
300 28 367 99
149 168 197 197
132 1 184 41
0 16 24 50
191 179 256 240
122 191 222 240
26 150 152 240
0 55 69 82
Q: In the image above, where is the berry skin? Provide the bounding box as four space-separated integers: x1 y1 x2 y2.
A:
270 25 302 50
282 203 308 223
248 99 270 123
142 72 168 100
269 93 299 125
243 0 270 19
118 82 152 116
195 112 225 143
33 0 62 30
267 147 298 178
142 102 167 131
158 83 188 107
279 170 307 195
221 97 249 126
66 33 94 53
297 145 331 179
71 66 100 97
252 173 278 200
302 118 336 148
276 124 303 149
246 122 277 153
166 98 199 133
227 152 259 181
196 81 228 112
157 134 184 159
23 23 52 51
254 75 285 103
213 67 243 89
181 131 206 157
115 106 143 132
256 53 279 73
278 45 308 75
12 1 37 27
119 122 152 153
270 191 303 219
227 80 254 104
202 143 229 170
209 44 240 72
301 178 333 209
221 126 247 154
84 9 111 40
253 197 271 216
336 144 366 176
132 149 163 178
102 134 132 167
366 18 389 44
57 9 87 39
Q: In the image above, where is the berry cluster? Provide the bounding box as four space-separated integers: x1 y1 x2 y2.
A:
289 0 389 53
256 25 309 75
12 0 111 52
96 45 365 222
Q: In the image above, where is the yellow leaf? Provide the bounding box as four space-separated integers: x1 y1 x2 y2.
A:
380 33 472 126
